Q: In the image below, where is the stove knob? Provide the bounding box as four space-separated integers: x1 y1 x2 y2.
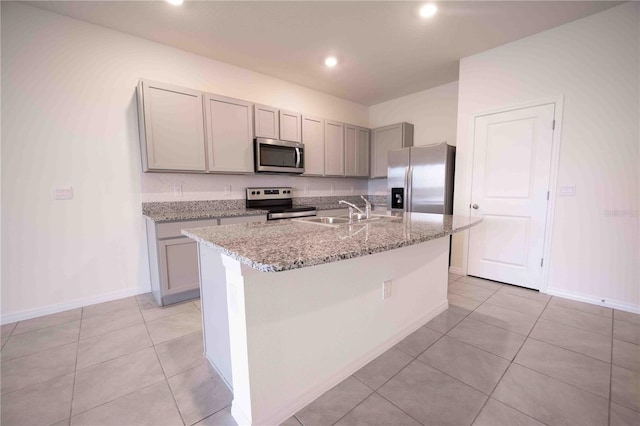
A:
251 191 255 195
257 191 261 195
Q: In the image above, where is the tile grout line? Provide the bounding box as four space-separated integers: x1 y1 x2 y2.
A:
138 296 188 426
608 311 615 426
67 308 85 423
344 375 426 426
340 300 477 426
467 288 554 426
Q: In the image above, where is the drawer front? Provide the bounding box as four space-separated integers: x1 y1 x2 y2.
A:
157 218 219 239
219 215 266 225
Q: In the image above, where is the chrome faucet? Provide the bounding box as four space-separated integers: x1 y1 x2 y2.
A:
338 200 365 223
360 196 372 219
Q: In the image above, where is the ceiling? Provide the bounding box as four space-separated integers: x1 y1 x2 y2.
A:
27 1 620 105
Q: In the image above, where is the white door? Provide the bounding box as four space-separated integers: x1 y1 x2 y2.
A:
468 103 555 289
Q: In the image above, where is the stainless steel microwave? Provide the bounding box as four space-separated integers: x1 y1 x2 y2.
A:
254 138 304 174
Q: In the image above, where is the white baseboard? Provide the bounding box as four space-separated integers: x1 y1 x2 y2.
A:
253 299 449 426
449 266 464 276
1 286 151 324
545 287 640 314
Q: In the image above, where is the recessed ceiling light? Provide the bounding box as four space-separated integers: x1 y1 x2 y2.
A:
324 57 338 68
166 0 184 6
419 3 438 18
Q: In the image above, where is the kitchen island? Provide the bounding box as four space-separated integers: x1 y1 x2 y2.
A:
183 213 481 425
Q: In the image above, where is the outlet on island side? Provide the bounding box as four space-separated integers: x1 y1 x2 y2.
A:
382 280 392 300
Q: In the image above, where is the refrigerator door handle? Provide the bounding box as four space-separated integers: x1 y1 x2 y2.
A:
406 165 413 212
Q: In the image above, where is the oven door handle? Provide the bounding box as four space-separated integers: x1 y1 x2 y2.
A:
295 147 301 168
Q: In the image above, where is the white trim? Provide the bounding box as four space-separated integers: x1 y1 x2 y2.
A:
462 96 564 293
545 287 640 314
1 286 150 324
449 266 464 275
252 299 449 426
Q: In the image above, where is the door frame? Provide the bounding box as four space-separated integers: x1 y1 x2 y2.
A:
460 96 564 294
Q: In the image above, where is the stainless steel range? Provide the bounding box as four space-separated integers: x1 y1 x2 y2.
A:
246 187 316 220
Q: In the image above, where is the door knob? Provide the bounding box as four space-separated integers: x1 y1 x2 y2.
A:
472 204 479 209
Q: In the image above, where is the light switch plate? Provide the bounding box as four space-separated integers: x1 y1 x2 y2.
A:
224 185 231 196
173 185 183 197
53 187 73 200
558 185 576 197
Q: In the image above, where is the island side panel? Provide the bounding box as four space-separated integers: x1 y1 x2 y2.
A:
197 243 233 387
223 236 450 425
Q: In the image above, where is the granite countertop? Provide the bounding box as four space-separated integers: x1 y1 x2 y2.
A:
144 208 269 223
142 195 387 222
182 213 481 272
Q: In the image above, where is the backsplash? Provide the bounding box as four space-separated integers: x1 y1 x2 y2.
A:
142 195 387 216
141 172 369 202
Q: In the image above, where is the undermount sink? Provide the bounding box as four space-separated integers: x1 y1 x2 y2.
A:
295 216 351 225
294 214 401 227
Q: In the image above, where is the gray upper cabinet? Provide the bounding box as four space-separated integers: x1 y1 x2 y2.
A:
325 120 345 176
344 125 358 177
138 80 207 172
370 122 414 178
279 110 302 143
357 128 370 177
345 125 370 178
254 104 279 139
204 94 253 173
302 115 325 176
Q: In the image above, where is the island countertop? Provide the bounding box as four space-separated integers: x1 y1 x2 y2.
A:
182 213 481 272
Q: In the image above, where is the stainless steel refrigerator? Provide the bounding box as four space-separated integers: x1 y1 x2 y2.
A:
387 143 456 214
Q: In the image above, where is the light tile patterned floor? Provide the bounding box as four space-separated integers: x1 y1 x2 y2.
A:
1 276 639 426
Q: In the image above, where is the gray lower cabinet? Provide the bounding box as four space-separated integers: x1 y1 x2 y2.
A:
137 80 207 172
370 122 414 178
146 215 266 306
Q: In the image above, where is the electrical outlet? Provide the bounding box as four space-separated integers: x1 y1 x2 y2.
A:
558 185 576 197
224 185 231 196
53 187 73 200
173 185 183 197
382 280 392 300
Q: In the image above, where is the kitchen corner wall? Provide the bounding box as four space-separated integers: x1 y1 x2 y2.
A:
453 2 639 310
0 2 368 321
367 81 460 195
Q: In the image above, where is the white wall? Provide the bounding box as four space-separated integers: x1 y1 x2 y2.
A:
1 2 369 321
367 81 459 195
453 2 640 309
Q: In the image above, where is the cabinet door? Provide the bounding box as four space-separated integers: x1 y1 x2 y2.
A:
357 128 370 177
371 123 414 178
158 237 200 295
139 80 206 172
301 115 325 176
324 120 345 176
254 104 279 139
205 94 253 173
344 125 358 177
279 110 302 143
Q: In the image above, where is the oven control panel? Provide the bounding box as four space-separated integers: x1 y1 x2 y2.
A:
246 187 293 200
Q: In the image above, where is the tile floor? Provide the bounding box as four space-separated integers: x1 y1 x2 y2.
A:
1 276 639 426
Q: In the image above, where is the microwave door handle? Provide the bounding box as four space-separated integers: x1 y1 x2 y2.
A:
295 147 301 168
